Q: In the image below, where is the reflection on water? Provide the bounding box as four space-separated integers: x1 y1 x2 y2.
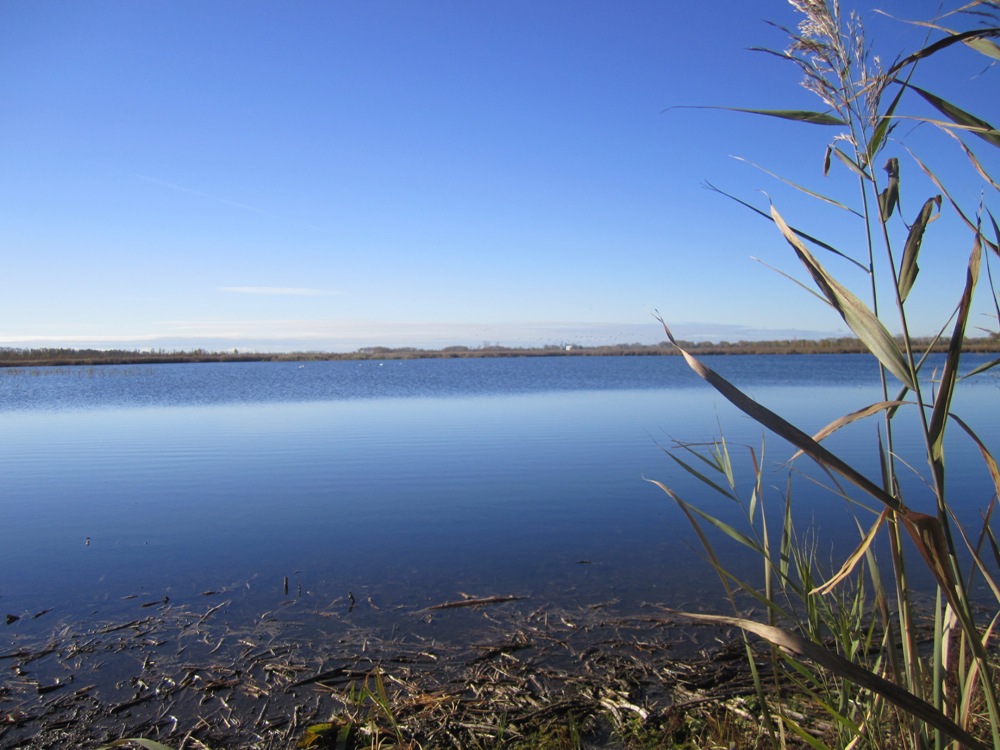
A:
1 355 997 632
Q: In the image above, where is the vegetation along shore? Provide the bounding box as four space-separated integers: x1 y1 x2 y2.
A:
1 334 999 368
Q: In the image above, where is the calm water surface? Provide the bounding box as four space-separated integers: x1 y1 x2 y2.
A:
1 354 997 632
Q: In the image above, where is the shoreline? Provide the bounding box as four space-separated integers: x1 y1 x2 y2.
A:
0 588 759 749
2 336 998 368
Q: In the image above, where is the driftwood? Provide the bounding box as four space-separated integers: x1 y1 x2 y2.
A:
424 594 526 611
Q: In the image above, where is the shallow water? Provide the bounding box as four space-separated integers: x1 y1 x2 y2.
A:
1 354 997 632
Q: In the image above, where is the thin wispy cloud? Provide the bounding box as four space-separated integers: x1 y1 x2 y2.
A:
0 334 162 345
132 173 271 215
220 287 337 296
88 162 332 234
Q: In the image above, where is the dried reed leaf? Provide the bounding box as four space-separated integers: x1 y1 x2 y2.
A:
959 614 1000 732
832 146 872 181
928 234 982 461
768 206 916 390
898 196 941 302
878 158 900 221
672 611 991 750
904 84 1000 148
991 209 1000 259
889 17 1000 60
425 595 525 611
950 509 1000 605
789 400 907 462
656 316 901 511
939 126 1000 191
867 81 906 164
751 256 833 305
668 105 845 126
898 510 963 615
885 26 1000 76
705 182 867 271
949 413 1000 507
907 147 986 246
984 514 1000 574
810 510 888 596
963 35 1000 60
732 156 862 215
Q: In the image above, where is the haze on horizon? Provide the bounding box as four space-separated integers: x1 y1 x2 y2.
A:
2 1 995 353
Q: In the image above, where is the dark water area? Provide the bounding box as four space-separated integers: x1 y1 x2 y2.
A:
1 353 998 640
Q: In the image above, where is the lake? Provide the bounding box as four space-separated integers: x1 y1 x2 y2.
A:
2 353 998 628
2 353 999 746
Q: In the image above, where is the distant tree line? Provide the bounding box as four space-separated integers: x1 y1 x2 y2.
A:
0 335 997 368
0 347 270 367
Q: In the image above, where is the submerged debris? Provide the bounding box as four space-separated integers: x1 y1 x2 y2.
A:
0 592 766 749
424 594 525 611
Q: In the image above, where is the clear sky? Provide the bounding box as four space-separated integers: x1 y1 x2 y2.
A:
2 1 996 352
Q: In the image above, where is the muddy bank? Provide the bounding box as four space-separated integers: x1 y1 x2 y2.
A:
1 589 765 749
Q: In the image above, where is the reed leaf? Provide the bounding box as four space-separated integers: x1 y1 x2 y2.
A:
656 316 901 510
669 105 846 126
907 147 987 248
789 400 908 462
867 78 907 165
810 510 887 596
891 17 1000 60
657 316 970 609
768 206 916 390
733 156 863 216
885 27 1000 76
898 196 942 303
715 434 735 491
781 700 838 750
928 234 982 461
939 126 1000 191
659 447 739 502
752 256 833 306
959 615 1000 737
963 35 1000 60
647 477 793 620
962 356 1000 378
982 506 1000 573
831 146 873 181
991 210 1000 258
877 158 900 221
668 490 764 556
949 413 1000 514
780 479 793 584
951 510 1000 605
898 509 963 615
705 182 868 271
673 612 992 750
780 655 865 738
904 84 1000 149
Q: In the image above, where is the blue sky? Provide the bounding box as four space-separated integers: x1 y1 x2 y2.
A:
2 1 997 352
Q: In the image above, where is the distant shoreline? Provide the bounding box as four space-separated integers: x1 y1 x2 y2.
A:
1 336 998 368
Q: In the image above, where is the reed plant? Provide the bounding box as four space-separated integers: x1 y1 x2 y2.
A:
655 2 1000 748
